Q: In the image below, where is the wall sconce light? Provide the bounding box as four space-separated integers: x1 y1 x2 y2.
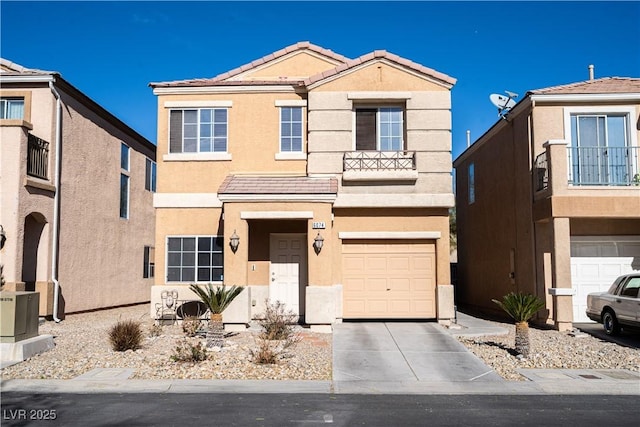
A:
229 230 240 253
0 225 6 250
313 232 324 255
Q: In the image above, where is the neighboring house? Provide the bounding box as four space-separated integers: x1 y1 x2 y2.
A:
453 76 640 331
149 42 456 330
0 59 156 317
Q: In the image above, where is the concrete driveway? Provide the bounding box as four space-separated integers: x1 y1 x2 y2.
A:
333 322 503 384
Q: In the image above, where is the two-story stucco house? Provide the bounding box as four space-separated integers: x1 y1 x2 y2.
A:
149 42 457 331
454 76 640 331
0 59 156 318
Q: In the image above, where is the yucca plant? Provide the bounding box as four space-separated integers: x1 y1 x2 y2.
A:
189 284 244 347
492 292 545 358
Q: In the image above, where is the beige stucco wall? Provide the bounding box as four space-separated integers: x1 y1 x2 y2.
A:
156 92 307 194
236 51 339 80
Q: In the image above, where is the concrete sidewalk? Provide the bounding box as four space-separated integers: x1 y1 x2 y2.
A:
1 313 638 395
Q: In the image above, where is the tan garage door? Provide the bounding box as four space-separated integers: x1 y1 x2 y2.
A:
342 240 436 318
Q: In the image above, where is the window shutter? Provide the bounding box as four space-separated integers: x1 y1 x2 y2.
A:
356 109 377 151
169 110 183 153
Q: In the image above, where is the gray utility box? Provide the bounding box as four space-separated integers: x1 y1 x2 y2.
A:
0 291 40 343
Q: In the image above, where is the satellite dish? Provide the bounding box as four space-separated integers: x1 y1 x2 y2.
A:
489 91 518 118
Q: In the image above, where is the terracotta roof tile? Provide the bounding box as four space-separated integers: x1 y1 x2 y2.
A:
528 77 640 95
303 50 456 88
218 175 338 195
150 41 350 88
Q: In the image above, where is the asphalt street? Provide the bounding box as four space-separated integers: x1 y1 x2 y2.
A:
2 393 639 427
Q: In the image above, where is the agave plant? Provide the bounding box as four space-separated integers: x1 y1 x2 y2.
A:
492 292 545 358
189 284 244 348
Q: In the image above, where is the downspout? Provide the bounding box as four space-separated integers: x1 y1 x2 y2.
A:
49 80 62 322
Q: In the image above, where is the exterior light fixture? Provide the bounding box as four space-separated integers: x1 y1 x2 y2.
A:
313 232 324 255
0 225 5 250
229 230 240 253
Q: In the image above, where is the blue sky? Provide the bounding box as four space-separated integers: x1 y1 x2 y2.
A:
2 1 638 158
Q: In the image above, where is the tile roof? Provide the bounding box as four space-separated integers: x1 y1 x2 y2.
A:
218 175 338 195
0 58 55 76
528 77 640 95
304 50 456 87
150 41 349 88
150 42 456 89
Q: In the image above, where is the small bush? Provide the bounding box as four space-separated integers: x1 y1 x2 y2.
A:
182 316 201 337
109 320 143 352
251 339 279 364
148 323 163 337
171 340 208 362
256 300 299 341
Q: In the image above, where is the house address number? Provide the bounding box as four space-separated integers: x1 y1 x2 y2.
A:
312 221 326 229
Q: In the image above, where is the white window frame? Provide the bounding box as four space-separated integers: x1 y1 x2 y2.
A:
279 106 304 153
352 106 405 151
168 108 228 154
145 158 156 192
0 97 25 119
563 106 638 186
165 235 224 283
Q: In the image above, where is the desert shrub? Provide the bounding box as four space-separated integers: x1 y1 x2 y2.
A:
171 340 208 362
148 323 163 337
182 316 202 337
109 320 143 352
256 300 299 341
251 339 279 364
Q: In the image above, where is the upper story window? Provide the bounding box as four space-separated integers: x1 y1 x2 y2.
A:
355 107 404 151
567 109 637 186
120 143 130 219
280 107 303 152
468 163 475 204
0 97 24 119
169 109 227 153
145 158 156 192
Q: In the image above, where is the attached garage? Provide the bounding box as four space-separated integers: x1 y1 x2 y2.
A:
342 240 436 319
570 236 640 322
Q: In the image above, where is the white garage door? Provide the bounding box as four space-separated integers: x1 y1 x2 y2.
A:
571 236 640 322
342 240 436 319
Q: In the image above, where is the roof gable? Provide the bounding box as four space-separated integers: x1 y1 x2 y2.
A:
305 50 456 90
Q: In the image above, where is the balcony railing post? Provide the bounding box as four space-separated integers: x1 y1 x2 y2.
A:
567 145 638 186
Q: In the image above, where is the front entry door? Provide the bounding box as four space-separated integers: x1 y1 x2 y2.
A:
269 233 307 316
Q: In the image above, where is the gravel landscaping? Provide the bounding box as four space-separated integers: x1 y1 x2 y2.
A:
456 321 640 381
1 304 332 381
2 304 638 382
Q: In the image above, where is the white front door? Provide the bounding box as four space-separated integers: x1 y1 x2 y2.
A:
269 233 307 316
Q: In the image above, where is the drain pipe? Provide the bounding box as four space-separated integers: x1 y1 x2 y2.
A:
49 80 62 322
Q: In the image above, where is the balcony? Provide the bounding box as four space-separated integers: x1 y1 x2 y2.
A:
27 133 49 180
342 151 417 182
567 146 639 186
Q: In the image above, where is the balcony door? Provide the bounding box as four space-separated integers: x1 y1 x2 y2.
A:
571 114 630 185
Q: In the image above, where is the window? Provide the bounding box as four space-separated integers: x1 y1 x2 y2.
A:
120 174 129 218
143 246 155 278
280 107 303 152
355 107 403 151
145 158 156 192
121 143 130 171
169 109 227 153
167 236 224 282
567 110 636 185
120 143 130 219
468 163 475 204
0 98 24 119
